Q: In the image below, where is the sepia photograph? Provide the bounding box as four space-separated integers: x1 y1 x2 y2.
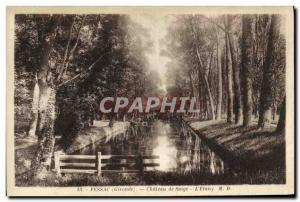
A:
6 6 294 196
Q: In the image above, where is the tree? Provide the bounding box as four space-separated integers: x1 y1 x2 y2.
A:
258 15 280 129
225 28 234 123
200 15 241 123
215 29 223 120
190 19 216 120
276 96 285 133
240 15 253 126
251 15 270 119
27 75 39 137
226 16 243 124
14 14 156 177
163 16 216 119
30 15 61 177
27 15 86 137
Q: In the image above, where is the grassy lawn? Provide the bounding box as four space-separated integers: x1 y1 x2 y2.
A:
16 168 285 186
15 132 38 176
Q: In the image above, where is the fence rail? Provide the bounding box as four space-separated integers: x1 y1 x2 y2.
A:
54 152 160 175
131 121 149 127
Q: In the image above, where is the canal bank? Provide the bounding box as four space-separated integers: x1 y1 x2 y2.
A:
63 120 131 154
182 117 286 183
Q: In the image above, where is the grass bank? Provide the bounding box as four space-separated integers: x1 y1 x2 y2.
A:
184 118 285 184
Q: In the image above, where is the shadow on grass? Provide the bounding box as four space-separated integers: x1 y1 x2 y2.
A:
189 121 285 183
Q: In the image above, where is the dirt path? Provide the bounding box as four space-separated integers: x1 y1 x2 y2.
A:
15 136 38 150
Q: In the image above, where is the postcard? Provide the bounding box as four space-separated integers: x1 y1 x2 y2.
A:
7 6 294 196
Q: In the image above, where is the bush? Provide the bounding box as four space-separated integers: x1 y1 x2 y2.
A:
55 86 97 150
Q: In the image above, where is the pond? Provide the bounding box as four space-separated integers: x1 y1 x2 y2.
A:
74 119 225 175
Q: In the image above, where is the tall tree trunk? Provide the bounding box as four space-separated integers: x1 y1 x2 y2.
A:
190 21 215 120
28 76 39 137
272 100 277 120
30 16 60 179
225 33 234 123
200 52 215 120
206 78 215 120
216 31 223 120
189 72 194 97
191 71 199 118
221 49 228 117
258 15 279 129
240 15 253 126
198 75 206 119
276 96 285 133
32 85 56 178
227 30 243 124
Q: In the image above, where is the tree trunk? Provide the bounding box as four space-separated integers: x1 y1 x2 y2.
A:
32 86 56 179
30 16 60 179
227 31 243 124
194 70 201 118
189 72 194 97
276 96 285 133
196 62 215 120
204 76 216 120
191 71 199 118
272 101 277 120
225 33 234 123
258 15 279 129
240 15 253 126
190 72 197 118
216 31 223 120
28 77 39 137
205 51 215 120
190 22 215 120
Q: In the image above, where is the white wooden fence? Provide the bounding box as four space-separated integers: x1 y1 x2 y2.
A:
54 152 159 175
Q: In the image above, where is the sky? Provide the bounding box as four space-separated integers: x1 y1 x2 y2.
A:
130 14 172 93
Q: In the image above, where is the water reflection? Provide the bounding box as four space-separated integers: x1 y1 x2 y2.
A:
152 122 177 171
77 119 225 175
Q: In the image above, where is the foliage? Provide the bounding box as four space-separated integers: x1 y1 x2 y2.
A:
164 14 286 123
14 14 160 139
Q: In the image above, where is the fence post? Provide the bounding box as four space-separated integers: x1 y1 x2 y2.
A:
97 152 102 176
137 155 144 175
54 151 61 176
